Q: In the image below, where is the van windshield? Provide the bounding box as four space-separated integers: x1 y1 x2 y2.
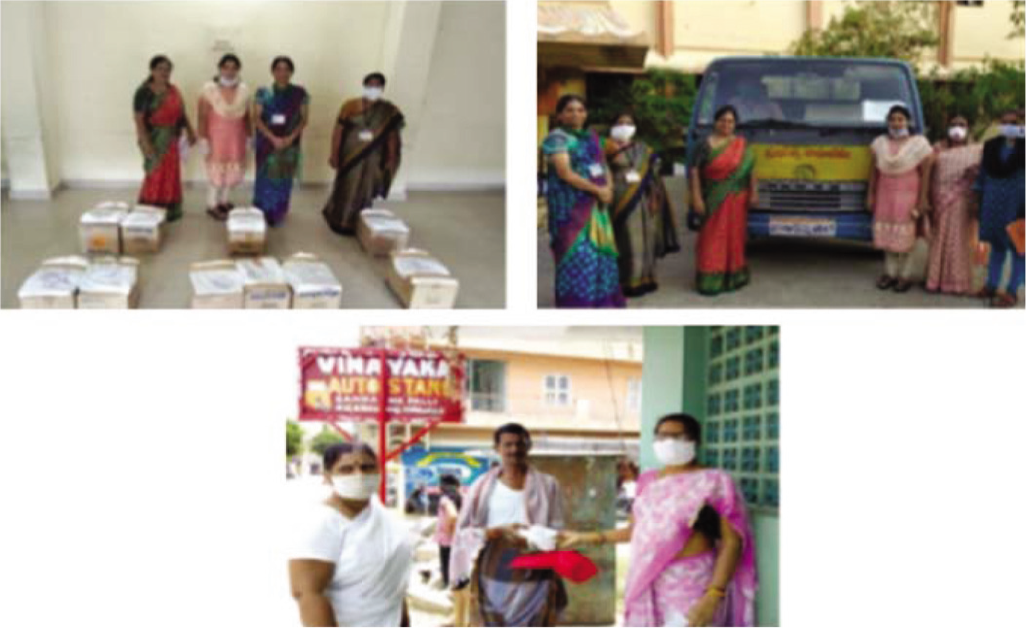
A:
695 61 915 129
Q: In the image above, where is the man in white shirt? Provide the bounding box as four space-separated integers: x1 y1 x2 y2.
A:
447 424 568 627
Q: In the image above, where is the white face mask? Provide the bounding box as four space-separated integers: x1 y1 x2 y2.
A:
1000 124 1025 139
219 75 240 88
653 438 697 467
363 86 384 101
948 126 967 141
889 127 910 139
610 124 636 142
332 473 380 500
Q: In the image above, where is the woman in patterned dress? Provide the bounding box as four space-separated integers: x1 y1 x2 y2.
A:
198 53 252 220
560 414 757 627
132 55 196 221
252 56 310 226
926 115 982 295
542 95 625 308
867 104 934 293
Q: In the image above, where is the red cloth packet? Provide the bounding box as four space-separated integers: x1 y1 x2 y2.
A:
509 550 599 584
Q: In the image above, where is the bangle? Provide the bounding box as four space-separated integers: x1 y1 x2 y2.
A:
706 586 726 599
592 532 606 546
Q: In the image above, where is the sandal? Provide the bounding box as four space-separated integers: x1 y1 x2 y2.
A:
976 286 997 300
876 275 896 290
893 279 913 293
206 206 222 220
991 292 1018 308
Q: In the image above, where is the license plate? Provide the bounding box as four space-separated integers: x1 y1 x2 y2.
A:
769 217 837 237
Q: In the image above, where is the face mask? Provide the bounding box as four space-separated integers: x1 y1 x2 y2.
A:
948 126 967 141
332 473 380 500
219 75 239 88
363 87 384 101
889 127 910 139
653 438 696 467
610 124 636 142
1000 124 1025 139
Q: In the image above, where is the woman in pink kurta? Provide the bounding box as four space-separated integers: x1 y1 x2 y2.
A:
868 104 934 293
560 414 757 627
198 53 251 219
927 116 983 295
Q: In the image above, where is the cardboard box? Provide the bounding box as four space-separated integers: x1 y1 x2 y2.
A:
226 207 267 255
236 257 291 309
386 249 459 309
282 253 343 309
80 203 130 254
121 205 167 255
17 256 89 309
357 209 410 256
77 257 140 309
189 260 245 309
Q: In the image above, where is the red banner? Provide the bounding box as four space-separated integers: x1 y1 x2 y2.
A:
298 347 464 423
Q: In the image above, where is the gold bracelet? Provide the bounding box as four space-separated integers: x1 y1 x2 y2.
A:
706 586 726 599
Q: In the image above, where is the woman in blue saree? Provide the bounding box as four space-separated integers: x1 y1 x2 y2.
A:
252 56 309 226
542 95 625 308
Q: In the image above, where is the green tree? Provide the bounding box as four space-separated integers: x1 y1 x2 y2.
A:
918 59 1025 141
309 426 346 457
286 420 304 459
790 1 939 61
589 69 698 168
1012 1 1025 38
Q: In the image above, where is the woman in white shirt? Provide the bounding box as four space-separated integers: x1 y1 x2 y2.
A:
289 442 412 627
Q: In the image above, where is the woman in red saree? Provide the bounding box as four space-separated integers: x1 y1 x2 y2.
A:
133 55 196 221
689 106 758 296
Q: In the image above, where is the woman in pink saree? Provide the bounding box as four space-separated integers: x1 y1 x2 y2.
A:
927 115 982 295
561 414 757 627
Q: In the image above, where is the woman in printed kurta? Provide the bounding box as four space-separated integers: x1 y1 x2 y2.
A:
867 105 934 293
974 110 1025 308
605 112 681 297
252 56 309 226
559 414 757 627
132 55 196 222
926 115 982 295
542 95 625 308
198 54 251 220
322 72 404 234
689 105 758 296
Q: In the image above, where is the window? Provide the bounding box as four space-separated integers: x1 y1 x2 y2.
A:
703 326 780 510
544 374 571 407
627 378 642 413
465 359 506 412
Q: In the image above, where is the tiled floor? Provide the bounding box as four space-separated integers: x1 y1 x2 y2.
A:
2 186 505 309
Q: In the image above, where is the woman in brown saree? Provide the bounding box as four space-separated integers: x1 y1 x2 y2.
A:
322 72 405 234
605 112 680 297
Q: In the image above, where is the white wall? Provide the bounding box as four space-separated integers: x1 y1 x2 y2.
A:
1 1 505 191
405 0 506 188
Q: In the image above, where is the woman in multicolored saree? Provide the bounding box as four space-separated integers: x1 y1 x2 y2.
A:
322 72 404 234
606 112 680 297
560 414 757 627
252 56 310 226
689 105 757 296
542 95 625 308
133 55 196 221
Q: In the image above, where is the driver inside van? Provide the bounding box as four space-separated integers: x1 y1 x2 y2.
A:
728 81 784 122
